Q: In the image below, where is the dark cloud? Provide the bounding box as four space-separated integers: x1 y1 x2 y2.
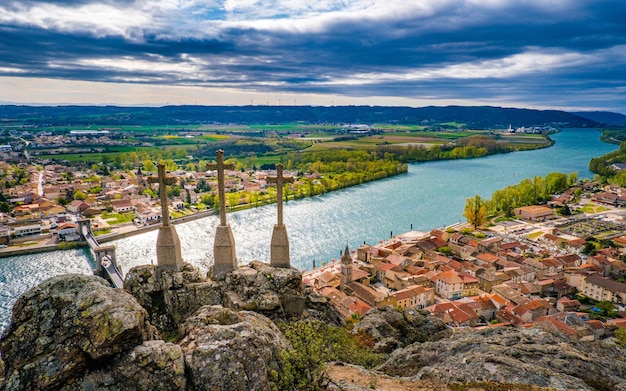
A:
0 0 625 111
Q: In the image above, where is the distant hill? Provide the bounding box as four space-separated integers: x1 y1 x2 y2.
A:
571 111 626 125
0 104 602 129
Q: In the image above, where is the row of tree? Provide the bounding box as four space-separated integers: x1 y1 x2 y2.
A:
377 134 547 164
589 141 626 186
464 171 577 227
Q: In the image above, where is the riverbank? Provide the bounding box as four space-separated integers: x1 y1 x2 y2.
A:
0 209 217 258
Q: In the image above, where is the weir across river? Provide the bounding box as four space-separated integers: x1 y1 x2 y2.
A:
76 219 124 288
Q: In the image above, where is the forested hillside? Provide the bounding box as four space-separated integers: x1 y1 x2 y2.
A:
0 105 600 128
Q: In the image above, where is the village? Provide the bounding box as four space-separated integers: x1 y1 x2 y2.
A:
0 157 304 248
2 141 626 343
303 184 626 341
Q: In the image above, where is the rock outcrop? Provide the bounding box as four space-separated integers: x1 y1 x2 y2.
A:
124 261 343 334
179 305 286 391
351 306 450 353
378 326 626 391
5 267 626 391
0 274 168 391
0 273 290 391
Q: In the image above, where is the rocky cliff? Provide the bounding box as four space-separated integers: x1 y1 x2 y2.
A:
2 265 626 391
0 262 343 391
376 326 626 391
123 261 343 336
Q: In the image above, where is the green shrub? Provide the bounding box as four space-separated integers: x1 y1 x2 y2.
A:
272 321 386 390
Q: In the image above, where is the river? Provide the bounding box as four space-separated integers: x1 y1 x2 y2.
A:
0 128 618 329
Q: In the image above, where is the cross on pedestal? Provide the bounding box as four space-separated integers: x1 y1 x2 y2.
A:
206 150 236 226
148 164 178 226
267 163 294 268
267 164 294 226
147 163 183 272
207 150 237 279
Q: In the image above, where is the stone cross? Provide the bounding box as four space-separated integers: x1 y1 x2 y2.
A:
148 163 183 271
207 150 237 279
267 164 294 226
148 164 178 226
207 150 235 226
268 163 294 268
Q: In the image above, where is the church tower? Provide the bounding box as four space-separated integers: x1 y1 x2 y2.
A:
340 245 353 292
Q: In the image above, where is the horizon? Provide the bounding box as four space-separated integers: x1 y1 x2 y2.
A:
1 1 625 114
0 103 623 117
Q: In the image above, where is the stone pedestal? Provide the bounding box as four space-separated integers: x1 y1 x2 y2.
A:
156 225 183 271
270 224 290 268
213 225 237 279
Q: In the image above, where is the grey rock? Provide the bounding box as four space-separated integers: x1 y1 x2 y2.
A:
62 340 186 391
378 326 626 390
352 306 450 353
0 274 156 391
178 305 287 391
124 261 343 335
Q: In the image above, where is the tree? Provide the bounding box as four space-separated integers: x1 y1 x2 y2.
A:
200 193 213 205
271 321 384 391
142 159 156 172
616 327 626 348
74 190 87 201
464 195 488 228
143 188 156 198
582 242 597 256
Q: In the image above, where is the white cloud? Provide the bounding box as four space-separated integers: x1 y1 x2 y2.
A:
317 50 593 86
75 56 202 76
0 3 152 39
0 67 27 74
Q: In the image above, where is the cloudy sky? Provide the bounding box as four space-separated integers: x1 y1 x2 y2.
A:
0 0 625 112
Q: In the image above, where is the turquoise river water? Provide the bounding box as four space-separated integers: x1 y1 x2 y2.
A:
0 128 618 329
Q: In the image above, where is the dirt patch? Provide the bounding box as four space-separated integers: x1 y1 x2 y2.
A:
326 362 450 391
326 363 557 391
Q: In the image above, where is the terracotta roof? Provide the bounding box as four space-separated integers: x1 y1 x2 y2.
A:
317 271 337 284
534 317 577 335
586 274 626 293
586 320 604 330
449 303 478 324
393 286 431 301
58 223 78 230
348 299 371 316
525 299 552 311
556 254 581 266
541 257 565 268
500 241 525 250
497 308 525 326
476 253 501 263
479 237 502 246
351 267 370 282
472 296 497 310
386 254 406 265
459 271 479 284
375 263 396 272
436 270 463 284
345 282 385 306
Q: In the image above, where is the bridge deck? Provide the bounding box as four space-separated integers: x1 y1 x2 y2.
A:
103 262 124 288
81 224 124 289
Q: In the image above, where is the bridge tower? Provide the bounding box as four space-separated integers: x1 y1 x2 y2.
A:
93 245 118 277
76 218 121 286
